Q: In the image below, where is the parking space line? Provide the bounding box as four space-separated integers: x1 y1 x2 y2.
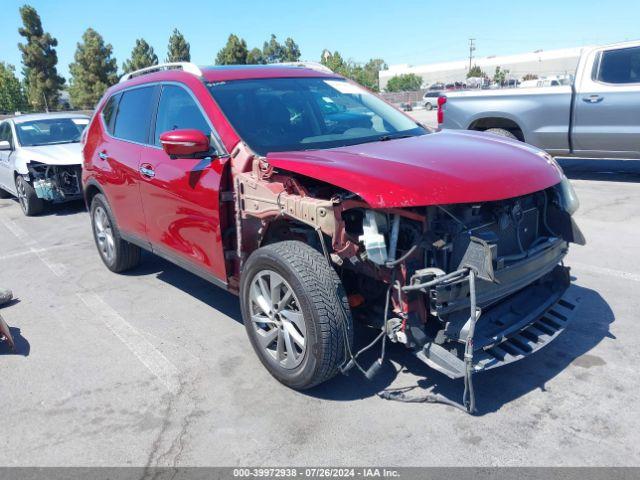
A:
0 214 181 394
0 244 76 262
572 262 640 283
77 292 181 394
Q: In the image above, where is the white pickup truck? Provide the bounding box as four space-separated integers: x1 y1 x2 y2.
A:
440 41 640 159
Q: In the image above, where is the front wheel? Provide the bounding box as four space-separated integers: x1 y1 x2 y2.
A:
240 241 353 390
15 176 44 216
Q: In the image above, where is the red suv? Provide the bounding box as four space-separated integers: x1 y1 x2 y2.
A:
83 63 583 411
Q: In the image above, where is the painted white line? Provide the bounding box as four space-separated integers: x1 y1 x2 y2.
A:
77 292 181 394
0 244 75 262
0 217 68 277
0 214 181 394
572 262 640 283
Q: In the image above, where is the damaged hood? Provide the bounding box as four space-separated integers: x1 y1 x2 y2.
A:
20 143 83 166
266 130 563 207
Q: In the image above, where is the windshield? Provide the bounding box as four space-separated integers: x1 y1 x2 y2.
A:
15 118 88 147
207 77 426 155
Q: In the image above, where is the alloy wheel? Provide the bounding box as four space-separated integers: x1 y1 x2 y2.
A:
16 178 28 213
249 269 307 369
93 206 116 264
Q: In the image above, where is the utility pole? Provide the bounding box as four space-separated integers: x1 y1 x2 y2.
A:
468 38 476 72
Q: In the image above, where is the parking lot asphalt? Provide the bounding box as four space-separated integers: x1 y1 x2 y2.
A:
1 144 640 465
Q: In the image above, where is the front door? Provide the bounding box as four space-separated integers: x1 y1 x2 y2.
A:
139 83 227 283
572 44 640 159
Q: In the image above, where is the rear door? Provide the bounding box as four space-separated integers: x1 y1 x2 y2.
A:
0 122 16 194
138 83 228 283
572 44 640 158
98 86 159 241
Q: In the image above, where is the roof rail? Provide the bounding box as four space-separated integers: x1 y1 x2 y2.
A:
119 62 203 83
276 61 334 74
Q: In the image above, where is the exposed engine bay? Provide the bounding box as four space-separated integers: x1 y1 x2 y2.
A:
26 162 82 202
227 150 584 413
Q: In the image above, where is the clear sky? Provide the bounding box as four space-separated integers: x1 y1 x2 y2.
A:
1 0 639 79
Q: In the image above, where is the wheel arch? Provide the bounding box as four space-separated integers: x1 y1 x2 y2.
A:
83 179 104 210
468 116 525 142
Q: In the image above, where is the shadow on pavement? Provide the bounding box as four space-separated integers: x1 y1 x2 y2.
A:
559 158 640 182
0 325 30 356
306 284 613 416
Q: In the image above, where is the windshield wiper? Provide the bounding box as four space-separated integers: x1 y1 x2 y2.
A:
378 134 415 142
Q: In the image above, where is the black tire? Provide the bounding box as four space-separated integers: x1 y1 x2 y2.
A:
240 241 353 390
15 175 44 216
0 188 11 199
484 127 518 140
90 193 141 273
425 102 433 111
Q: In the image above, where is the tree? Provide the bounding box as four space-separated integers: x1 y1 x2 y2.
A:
320 50 349 76
360 58 387 91
385 73 422 92
467 64 486 78
122 39 158 74
0 63 27 113
247 47 265 65
493 66 510 85
17 5 65 111
262 34 284 63
68 28 118 109
282 37 301 62
522 73 539 81
215 34 248 65
167 28 190 62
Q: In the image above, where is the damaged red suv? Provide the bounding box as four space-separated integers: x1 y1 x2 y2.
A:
83 62 584 411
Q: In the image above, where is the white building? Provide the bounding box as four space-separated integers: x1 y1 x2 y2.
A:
379 46 588 90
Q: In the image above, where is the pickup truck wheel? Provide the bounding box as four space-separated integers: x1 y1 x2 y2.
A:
240 241 353 390
90 193 141 273
15 176 44 216
484 128 518 140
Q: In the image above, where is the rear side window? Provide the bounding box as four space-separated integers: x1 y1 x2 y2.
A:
113 86 156 143
153 85 211 146
0 123 12 147
596 46 640 84
101 93 121 134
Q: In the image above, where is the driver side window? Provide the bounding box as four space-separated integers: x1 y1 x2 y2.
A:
154 85 211 146
0 123 14 148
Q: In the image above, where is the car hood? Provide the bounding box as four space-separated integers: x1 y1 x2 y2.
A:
20 143 83 166
266 130 563 208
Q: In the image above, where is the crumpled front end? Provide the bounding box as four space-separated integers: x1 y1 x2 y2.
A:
26 162 82 202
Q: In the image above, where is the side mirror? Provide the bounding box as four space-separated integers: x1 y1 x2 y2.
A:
159 129 210 159
0 141 11 151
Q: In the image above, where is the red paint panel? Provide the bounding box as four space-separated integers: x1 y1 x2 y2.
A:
267 130 563 208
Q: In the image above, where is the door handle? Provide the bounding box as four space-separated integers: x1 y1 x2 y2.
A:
582 94 604 103
98 151 108 160
139 165 155 178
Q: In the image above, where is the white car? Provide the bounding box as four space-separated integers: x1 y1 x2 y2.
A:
0 113 89 216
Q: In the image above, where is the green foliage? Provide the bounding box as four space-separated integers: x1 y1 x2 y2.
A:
17 4 65 111
167 28 190 62
0 63 27 113
493 66 510 85
320 52 387 91
467 64 486 78
522 73 539 81
122 38 158 74
282 38 301 62
247 47 266 65
385 73 422 92
68 28 118 109
215 34 248 65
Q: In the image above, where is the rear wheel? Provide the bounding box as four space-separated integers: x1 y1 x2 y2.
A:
90 193 141 273
15 176 44 216
484 127 518 140
425 102 433 110
240 241 353 390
